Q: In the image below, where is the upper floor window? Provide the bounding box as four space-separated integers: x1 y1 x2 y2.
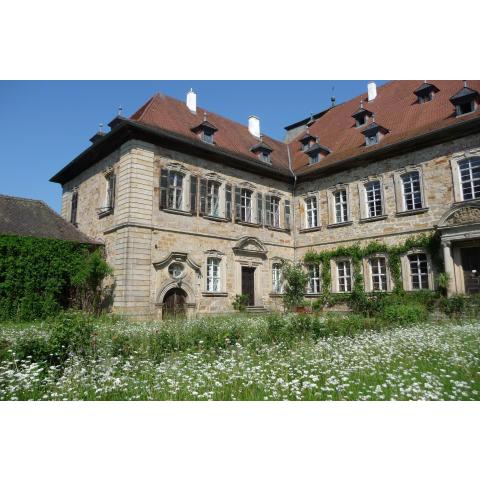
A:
238 188 253 223
450 82 479 117
401 171 423 211
207 257 221 292
337 260 352 292
334 189 348 223
272 263 283 294
370 257 387 291
307 264 321 294
266 196 280 228
414 82 439 104
160 169 186 211
206 181 220 217
305 196 318 228
408 253 429 290
105 173 116 211
458 157 480 201
365 180 382 218
70 190 78 225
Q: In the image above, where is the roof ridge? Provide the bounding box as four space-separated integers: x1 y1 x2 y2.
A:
0 193 44 204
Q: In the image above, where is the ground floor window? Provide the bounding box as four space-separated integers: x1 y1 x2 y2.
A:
207 257 221 292
337 260 352 292
408 253 429 289
370 257 387 291
272 263 283 293
307 264 321 294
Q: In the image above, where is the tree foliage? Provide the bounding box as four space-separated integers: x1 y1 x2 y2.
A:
281 261 309 310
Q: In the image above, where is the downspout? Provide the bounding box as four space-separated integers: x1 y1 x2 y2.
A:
287 145 297 262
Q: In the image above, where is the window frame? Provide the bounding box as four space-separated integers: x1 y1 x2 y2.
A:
206 257 221 293
206 180 221 217
334 189 349 223
335 259 353 293
364 180 383 218
365 256 389 292
401 170 423 211
305 196 318 229
306 264 321 294
272 263 284 294
458 157 480 201
239 188 253 223
407 253 430 290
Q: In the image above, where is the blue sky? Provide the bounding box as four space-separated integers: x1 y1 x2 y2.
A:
0 81 387 212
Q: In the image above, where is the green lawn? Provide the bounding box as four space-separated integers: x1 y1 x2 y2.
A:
0 314 479 400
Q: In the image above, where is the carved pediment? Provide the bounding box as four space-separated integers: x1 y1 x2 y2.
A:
439 203 480 228
153 251 201 272
233 236 267 257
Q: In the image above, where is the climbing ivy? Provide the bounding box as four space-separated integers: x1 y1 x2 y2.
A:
303 233 442 304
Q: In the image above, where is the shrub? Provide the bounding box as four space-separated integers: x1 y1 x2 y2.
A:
381 303 427 325
232 294 248 312
439 295 467 318
281 262 309 310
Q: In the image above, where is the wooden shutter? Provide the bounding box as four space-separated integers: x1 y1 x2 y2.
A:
109 174 116 210
225 184 232 221
159 168 169 209
234 186 241 221
199 178 207 216
265 195 272 226
284 199 291 230
70 190 78 225
190 175 198 215
256 192 263 225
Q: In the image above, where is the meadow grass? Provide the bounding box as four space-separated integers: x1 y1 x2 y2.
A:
0 312 478 400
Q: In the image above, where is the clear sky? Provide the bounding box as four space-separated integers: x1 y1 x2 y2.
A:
0 80 387 212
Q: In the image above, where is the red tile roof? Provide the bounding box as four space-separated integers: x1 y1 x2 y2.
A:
128 81 480 180
130 93 291 173
289 80 480 176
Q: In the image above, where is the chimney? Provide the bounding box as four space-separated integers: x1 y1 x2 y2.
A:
367 82 377 102
248 115 260 138
186 88 196 113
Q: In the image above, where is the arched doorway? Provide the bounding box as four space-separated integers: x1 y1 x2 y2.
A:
162 288 187 319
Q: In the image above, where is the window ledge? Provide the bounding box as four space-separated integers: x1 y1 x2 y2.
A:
396 207 429 217
327 221 353 229
266 225 289 233
97 208 113 219
203 215 230 223
201 292 228 297
162 208 192 217
359 214 387 223
269 293 284 298
305 293 322 298
455 109 477 119
299 226 321 233
235 220 262 228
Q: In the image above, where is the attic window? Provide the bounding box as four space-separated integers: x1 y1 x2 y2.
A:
450 82 479 117
351 102 372 128
299 130 318 151
362 119 389 147
304 142 331 165
414 82 439 104
250 136 273 164
191 112 218 144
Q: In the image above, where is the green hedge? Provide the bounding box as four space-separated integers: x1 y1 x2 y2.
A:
0 234 104 322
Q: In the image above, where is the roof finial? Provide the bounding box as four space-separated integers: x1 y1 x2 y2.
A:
259 133 263 142
118 105 123 116
203 111 207 122
99 123 104 133
360 99 364 109
331 85 336 107
372 113 376 123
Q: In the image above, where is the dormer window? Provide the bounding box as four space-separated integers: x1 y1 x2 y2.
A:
299 130 318 151
351 102 372 127
191 112 218 144
414 82 439 104
362 120 389 147
450 82 479 117
250 137 273 164
305 142 331 165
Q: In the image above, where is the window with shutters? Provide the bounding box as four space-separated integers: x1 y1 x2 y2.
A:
458 157 480 201
305 196 318 228
272 263 283 294
190 176 198 214
160 169 186 211
307 264 321 294
225 184 232 220
236 188 253 223
70 190 78 226
334 189 348 223
284 200 291 231
105 173 116 211
401 171 423 211
257 192 263 224
266 196 280 228
207 257 221 292
206 181 220 217
365 180 382 218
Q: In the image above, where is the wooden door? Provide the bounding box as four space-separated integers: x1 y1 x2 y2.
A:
242 267 255 306
461 247 480 295
162 288 187 319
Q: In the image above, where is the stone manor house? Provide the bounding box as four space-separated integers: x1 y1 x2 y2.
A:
50 80 480 318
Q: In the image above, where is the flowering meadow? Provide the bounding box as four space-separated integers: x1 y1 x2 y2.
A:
0 313 479 400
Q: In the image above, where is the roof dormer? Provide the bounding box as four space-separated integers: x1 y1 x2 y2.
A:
351 101 372 127
250 136 273 163
361 117 389 147
191 112 218 144
304 141 331 165
414 81 439 104
299 129 318 151
450 81 479 117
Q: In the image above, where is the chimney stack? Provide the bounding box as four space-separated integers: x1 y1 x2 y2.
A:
186 88 196 113
367 82 377 102
248 115 260 138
